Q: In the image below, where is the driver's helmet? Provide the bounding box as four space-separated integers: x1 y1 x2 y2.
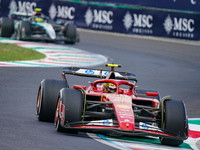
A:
33 8 44 22
103 83 116 93
33 8 42 17
34 17 43 22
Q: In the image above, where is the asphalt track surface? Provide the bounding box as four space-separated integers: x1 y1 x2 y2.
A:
0 30 200 150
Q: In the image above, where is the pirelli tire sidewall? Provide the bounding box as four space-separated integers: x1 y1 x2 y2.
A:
57 88 83 133
36 79 68 122
63 23 77 44
160 99 188 146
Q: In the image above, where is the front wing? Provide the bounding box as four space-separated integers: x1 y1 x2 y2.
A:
61 120 187 140
18 34 75 43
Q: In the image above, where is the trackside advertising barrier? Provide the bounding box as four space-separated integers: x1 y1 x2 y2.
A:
1 0 200 40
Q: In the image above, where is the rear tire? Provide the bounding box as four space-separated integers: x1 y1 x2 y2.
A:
55 88 83 133
0 17 14 37
17 21 31 40
36 79 68 122
63 23 77 44
160 99 188 146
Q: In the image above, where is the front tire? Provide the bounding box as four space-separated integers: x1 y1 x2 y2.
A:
160 99 188 146
36 79 68 122
63 23 77 44
0 17 14 37
55 88 83 133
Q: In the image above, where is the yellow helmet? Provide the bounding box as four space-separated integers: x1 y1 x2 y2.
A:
103 83 116 93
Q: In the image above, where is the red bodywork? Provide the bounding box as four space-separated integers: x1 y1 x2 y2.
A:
71 77 169 137
87 79 137 131
61 67 187 140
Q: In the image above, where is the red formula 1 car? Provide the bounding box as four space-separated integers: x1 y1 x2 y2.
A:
36 64 188 146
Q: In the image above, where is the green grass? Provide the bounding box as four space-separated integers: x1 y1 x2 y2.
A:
0 42 46 61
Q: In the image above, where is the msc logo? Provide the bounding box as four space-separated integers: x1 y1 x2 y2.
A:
9 0 37 15
163 15 195 35
174 18 194 32
123 12 153 31
49 3 75 20
85 8 113 26
190 0 197 4
123 12 153 34
133 14 153 28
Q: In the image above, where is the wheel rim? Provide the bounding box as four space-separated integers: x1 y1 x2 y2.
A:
36 88 41 113
55 98 60 124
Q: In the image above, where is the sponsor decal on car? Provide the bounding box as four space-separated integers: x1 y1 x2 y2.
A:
86 119 113 126
103 120 111 126
85 70 95 74
104 71 110 76
139 122 163 132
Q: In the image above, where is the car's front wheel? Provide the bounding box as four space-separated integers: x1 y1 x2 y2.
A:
55 88 83 133
0 17 14 37
63 23 77 44
160 99 188 146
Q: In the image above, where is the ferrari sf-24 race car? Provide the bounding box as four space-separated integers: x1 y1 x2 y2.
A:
36 64 188 146
0 8 78 44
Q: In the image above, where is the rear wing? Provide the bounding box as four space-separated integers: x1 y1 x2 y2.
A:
62 67 137 82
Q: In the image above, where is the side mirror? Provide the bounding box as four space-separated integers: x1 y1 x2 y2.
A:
146 92 159 97
119 89 124 94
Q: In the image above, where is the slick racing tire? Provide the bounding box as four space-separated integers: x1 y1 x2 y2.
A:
0 17 14 37
55 88 83 133
36 79 68 122
63 23 77 44
160 99 188 146
17 21 31 40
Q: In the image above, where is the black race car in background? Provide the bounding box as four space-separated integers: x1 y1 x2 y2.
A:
0 8 79 44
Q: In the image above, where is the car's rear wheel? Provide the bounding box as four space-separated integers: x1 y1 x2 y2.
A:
55 88 83 133
63 23 77 44
160 99 188 146
0 17 14 37
17 21 31 40
36 79 68 122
